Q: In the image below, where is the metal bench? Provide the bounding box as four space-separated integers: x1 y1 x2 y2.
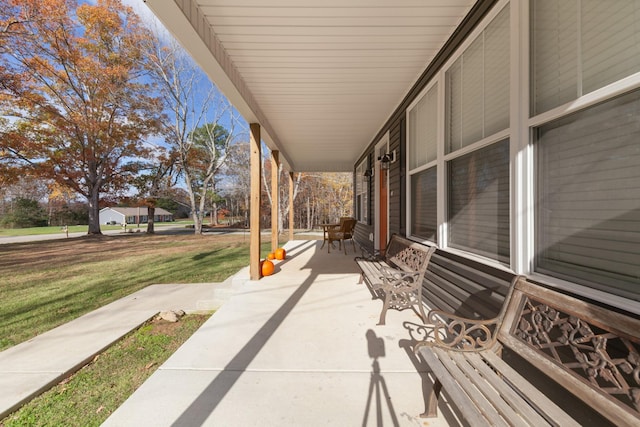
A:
414 277 640 426
355 234 435 325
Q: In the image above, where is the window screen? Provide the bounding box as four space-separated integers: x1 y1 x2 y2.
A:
535 90 640 300
448 140 510 263
411 167 437 242
531 0 640 115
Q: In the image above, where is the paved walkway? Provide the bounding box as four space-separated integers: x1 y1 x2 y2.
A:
1 239 458 426
0 282 220 419
104 240 458 426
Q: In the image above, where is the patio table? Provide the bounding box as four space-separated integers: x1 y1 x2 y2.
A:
317 223 339 249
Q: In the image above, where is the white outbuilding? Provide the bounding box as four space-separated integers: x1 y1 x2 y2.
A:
99 207 174 225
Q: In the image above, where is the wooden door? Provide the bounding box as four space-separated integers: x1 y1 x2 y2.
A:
379 167 388 254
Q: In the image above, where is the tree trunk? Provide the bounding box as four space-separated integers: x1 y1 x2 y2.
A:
192 210 202 234
212 201 219 226
147 206 155 234
87 189 102 234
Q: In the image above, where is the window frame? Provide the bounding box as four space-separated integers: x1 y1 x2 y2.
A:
355 157 369 224
406 80 439 243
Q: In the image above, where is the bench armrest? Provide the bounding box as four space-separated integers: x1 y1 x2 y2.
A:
419 309 501 351
375 266 420 291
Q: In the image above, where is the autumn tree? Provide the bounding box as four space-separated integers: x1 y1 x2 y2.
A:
221 141 251 227
143 33 240 234
131 147 177 234
292 173 353 229
182 122 234 233
0 0 162 234
0 197 47 228
262 149 302 233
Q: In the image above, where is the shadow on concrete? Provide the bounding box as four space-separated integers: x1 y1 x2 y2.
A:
170 244 318 426
400 321 464 426
362 329 399 427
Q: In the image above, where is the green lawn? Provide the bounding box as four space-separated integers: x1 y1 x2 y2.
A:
2 314 210 426
0 222 183 237
0 233 273 351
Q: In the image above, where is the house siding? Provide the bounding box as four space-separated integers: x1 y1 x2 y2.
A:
355 0 640 313
354 0 497 245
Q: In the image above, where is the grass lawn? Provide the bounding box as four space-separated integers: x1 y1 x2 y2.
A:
0 222 184 237
0 231 276 351
1 314 210 426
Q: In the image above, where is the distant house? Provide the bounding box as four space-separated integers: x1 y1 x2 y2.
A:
99 207 174 225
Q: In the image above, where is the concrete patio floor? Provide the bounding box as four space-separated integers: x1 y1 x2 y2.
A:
104 239 461 426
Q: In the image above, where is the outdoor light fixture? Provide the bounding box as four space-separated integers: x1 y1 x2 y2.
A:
363 168 373 179
378 150 396 170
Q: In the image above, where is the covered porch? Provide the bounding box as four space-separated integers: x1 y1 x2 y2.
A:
104 239 456 426
143 0 484 280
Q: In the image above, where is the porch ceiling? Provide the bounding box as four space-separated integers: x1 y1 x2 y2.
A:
144 0 476 172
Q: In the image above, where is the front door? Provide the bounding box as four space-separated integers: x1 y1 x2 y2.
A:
379 164 388 254
375 135 389 255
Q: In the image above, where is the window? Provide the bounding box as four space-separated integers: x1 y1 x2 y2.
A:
448 140 510 263
407 84 438 242
535 90 640 300
408 85 438 170
410 167 437 241
355 159 369 223
446 5 510 153
531 0 640 115
443 4 511 262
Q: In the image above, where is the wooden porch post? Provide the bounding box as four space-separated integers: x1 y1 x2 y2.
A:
271 150 279 253
250 123 261 280
289 171 294 241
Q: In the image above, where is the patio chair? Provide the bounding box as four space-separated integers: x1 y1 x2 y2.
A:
327 217 357 254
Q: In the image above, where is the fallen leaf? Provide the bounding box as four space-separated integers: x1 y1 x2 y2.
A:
96 405 104 414
144 362 156 370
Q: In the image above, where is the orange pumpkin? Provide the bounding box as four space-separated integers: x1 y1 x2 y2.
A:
266 252 276 260
275 247 286 260
261 259 275 276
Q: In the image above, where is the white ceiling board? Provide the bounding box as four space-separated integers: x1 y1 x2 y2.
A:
145 0 476 172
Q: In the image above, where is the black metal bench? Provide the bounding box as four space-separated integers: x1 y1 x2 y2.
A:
414 277 640 426
355 234 435 325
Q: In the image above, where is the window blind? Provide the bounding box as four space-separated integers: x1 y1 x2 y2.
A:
531 0 640 115
536 89 640 299
446 5 510 153
448 140 510 263
411 167 437 242
408 85 438 170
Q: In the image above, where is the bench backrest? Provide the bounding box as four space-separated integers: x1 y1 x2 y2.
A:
353 222 374 257
423 250 516 319
385 235 435 274
499 279 640 426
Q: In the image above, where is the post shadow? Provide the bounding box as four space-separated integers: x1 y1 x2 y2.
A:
361 329 399 427
170 262 318 426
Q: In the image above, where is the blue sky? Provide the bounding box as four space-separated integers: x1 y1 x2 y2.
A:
85 0 251 148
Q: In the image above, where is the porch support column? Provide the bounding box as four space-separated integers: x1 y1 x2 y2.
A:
250 123 262 280
271 150 279 253
288 172 294 241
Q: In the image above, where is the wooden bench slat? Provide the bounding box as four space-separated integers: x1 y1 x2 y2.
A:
419 347 492 427
432 348 509 427
466 352 552 426
417 276 640 426
479 351 582 427
448 350 542 426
